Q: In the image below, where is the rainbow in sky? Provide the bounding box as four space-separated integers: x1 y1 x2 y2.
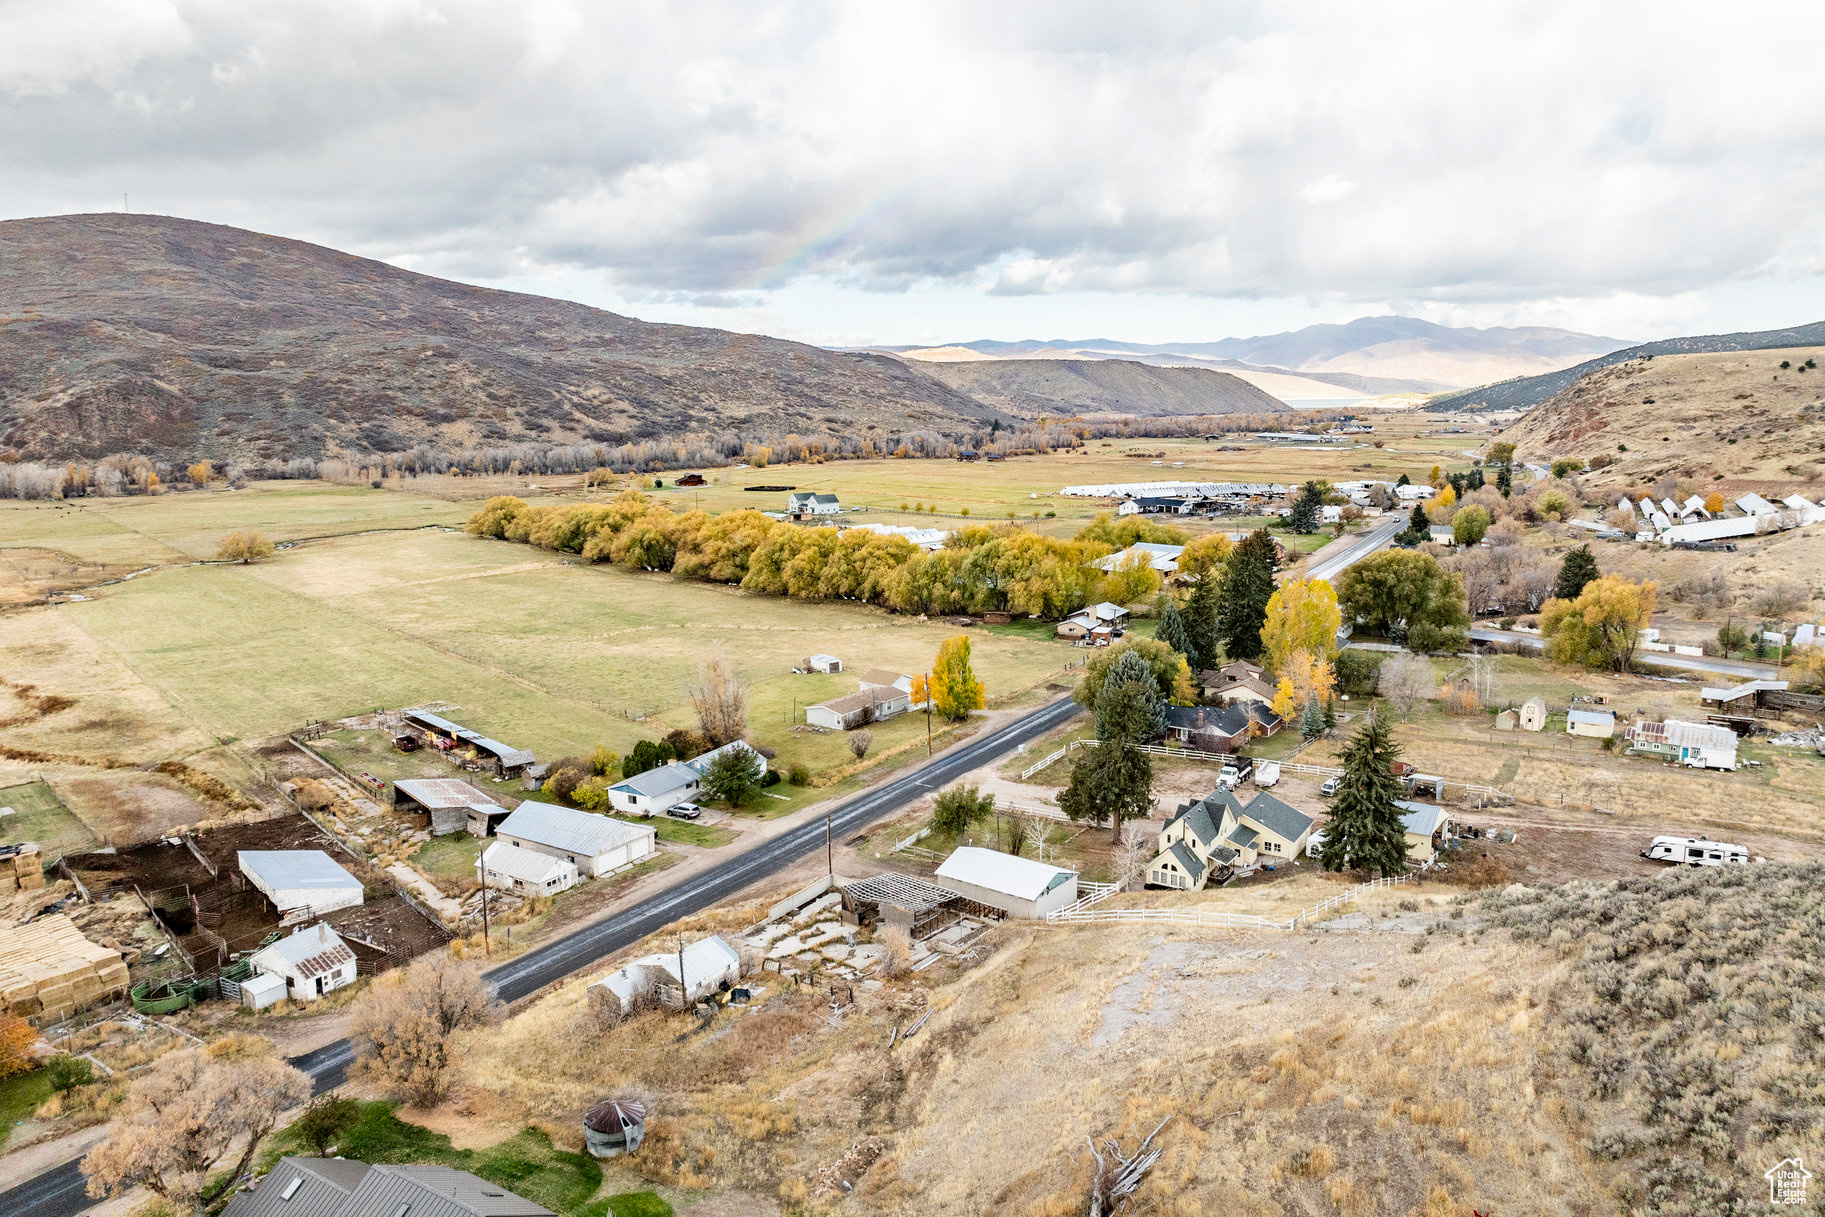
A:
741 186 909 291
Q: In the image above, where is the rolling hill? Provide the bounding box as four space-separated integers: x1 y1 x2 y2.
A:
0 214 1004 464
1493 344 1825 489
886 317 1630 394
1428 319 1825 414
905 357 1286 419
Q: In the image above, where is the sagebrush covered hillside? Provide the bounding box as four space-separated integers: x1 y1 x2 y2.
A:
0 214 999 464
1488 864 1825 1213
1495 346 1825 491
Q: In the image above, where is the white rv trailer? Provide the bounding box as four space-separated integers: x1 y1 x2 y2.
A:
1640 836 1749 867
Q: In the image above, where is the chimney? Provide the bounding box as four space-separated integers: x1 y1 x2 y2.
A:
318 923 327 943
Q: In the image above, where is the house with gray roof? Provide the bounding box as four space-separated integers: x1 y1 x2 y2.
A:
494 801 656 878
1145 784 1316 889
787 491 841 518
606 740 764 814
223 1157 550 1217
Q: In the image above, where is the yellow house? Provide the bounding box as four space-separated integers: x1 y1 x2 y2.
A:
1147 786 1316 889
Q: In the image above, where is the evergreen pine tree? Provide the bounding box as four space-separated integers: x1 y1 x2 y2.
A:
1216 530 1277 662
1094 650 1166 743
1287 481 1324 534
1553 545 1601 602
1183 573 1222 671
1059 719 1154 842
1155 595 1194 664
1300 697 1325 741
1319 710 1410 876
1396 473 1411 486
1495 465 1512 497
1407 503 1431 536
1323 699 1337 730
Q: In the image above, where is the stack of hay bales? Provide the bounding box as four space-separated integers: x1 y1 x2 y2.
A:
0 843 45 895
0 913 129 1023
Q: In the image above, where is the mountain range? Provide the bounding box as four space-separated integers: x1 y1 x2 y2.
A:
0 214 1289 465
882 316 1633 397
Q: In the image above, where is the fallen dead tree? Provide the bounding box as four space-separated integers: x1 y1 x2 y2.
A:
1085 1115 1171 1217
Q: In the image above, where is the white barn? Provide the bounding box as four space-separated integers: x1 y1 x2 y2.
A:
238 851 365 921
246 922 357 1003
932 847 1078 919
588 935 744 1018
494 801 657 878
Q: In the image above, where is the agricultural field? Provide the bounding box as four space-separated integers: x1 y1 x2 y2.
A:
0 778 96 863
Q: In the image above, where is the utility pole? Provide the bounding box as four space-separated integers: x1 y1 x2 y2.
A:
826 804 834 877
677 936 687 1013
479 860 491 957
925 672 933 755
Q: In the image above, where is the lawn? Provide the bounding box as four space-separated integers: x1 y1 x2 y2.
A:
262 1101 606 1216
411 833 485 878
0 780 97 864
610 813 734 849
0 1067 52 1150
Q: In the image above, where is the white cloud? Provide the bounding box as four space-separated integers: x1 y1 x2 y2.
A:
1 0 1824 342
1299 175 1357 205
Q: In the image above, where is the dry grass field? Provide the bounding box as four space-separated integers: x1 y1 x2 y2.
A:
410 878 1603 1217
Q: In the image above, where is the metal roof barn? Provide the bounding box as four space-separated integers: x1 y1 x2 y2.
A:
933 846 1078 919
493 801 656 878
237 850 364 918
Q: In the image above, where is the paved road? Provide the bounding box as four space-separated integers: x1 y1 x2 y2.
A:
1469 627 1778 680
1307 517 1406 583
0 694 1084 1217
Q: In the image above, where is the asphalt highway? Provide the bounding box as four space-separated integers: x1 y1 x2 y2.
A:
0 693 1084 1217
1305 517 1406 583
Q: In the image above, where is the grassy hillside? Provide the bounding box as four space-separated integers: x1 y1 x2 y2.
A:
1494 345 1825 490
1430 321 1825 414
0 214 998 464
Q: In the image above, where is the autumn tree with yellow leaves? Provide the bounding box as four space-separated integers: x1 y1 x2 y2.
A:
1541 575 1659 672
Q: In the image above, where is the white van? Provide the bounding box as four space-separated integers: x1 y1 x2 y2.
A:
1640 836 1749 867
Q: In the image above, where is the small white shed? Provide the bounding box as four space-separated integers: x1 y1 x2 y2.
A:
1519 697 1548 732
933 847 1078 919
237 850 365 920
806 654 843 673
239 970 288 1011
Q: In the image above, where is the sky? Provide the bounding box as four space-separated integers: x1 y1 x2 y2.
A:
4 0 1825 348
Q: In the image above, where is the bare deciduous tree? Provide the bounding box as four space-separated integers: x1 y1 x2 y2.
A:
848 730 874 760
1004 815 1032 858
350 955 497 1106
83 1035 311 1213
1379 653 1435 720
690 654 749 746
1113 821 1155 888
1752 579 1811 618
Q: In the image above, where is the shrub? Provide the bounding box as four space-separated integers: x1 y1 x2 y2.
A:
932 783 994 833
47 1053 94 1092
786 763 810 786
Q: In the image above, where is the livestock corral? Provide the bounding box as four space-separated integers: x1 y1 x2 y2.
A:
64 812 450 990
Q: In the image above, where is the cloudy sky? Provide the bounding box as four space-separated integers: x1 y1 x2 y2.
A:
4 0 1825 347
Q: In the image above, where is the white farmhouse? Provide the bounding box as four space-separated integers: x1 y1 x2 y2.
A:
606 740 763 815
246 922 358 1003
493 801 657 878
238 851 365 921
787 491 841 517
477 841 578 896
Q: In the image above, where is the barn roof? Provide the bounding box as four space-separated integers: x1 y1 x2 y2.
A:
935 847 1076 902
393 778 504 811
238 851 362 893
496 802 655 857
249 924 355 981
